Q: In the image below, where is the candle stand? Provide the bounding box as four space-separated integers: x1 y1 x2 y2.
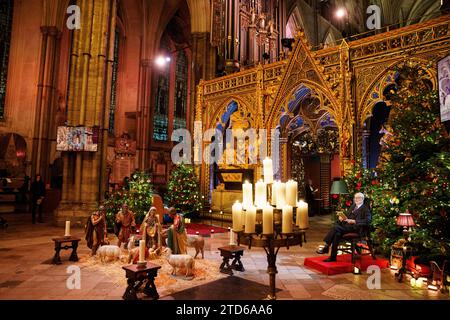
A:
236 222 306 300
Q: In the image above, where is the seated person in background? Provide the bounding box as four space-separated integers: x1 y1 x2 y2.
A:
316 193 371 262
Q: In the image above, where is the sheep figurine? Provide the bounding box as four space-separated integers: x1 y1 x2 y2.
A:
96 245 121 263
187 235 205 259
162 248 195 278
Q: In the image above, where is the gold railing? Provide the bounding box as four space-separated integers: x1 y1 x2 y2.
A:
202 14 450 95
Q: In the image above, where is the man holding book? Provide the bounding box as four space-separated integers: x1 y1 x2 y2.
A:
316 193 372 262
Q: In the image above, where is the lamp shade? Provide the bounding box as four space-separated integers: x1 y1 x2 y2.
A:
330 180 349 195
396 213 415 227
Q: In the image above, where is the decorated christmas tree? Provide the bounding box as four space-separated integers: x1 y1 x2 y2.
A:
365 63 450 257
104 171 153 228
166 163 202 216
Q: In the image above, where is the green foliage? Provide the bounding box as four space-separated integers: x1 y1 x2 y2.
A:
166 163 203 216
104 171 153 228
343 64 450 258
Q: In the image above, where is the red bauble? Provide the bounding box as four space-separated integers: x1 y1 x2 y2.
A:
332 194 339 199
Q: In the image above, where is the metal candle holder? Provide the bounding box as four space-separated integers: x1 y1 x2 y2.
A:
235 206 306 300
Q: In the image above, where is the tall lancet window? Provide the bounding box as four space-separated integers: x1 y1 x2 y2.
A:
0 0 13 120
153 41 170 142
173 50 188 131
109 28 120 134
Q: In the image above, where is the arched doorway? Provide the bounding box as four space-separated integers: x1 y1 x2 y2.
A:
277 86 340 215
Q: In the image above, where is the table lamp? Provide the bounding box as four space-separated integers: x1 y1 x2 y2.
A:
330 180 349 211
397 210 415 239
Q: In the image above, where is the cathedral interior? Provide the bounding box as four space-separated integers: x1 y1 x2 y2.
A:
0 0 450 303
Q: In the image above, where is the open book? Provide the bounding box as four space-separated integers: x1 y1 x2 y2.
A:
336 211 347 220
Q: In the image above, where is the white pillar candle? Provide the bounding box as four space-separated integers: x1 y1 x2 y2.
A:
242 180 253 210
64 221 71 237
271 181 280 206
255 179 267 208
229 229 236 245
416 278 424 287
263 203 274 235
296 200 309 229
276 183 286 209
232 201 243 232
286 180 298 206
263 158 273 184
244 205 256 234
139 240 146 263
282 205 293 234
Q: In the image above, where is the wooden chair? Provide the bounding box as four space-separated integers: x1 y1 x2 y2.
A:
338 225 376 267
429 259 450 293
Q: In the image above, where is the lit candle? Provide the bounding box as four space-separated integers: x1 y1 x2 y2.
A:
271 181 280 206
244 205 256 234
232 201 243 232
286 180 298 206
139 240 146 263
255 179 267 208
276 183 286 209
296 200 309 229
263 203 274 234
263 158 273 184
416 278 424 288
65 221 71 237
410 278 416 287
242 180 253 210
282 205 293 234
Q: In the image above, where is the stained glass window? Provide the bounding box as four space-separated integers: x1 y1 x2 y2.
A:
0 0 13 120
173 50 188 132
153 40 171 141
109 29 120 134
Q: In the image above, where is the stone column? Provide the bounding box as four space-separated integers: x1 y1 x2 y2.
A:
56 0 116 227
31 26 62 181
136 59 153 169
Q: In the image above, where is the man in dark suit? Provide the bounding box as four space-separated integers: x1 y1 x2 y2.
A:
317 193 371 262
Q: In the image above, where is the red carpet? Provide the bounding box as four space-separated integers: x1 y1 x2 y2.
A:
304 254 389 276
186 223 229 237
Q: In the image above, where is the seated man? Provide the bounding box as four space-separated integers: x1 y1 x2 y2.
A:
317 193 371 262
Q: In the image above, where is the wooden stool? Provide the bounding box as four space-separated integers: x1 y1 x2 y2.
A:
122 262 162 300
218 245 245 275
52 237 81 265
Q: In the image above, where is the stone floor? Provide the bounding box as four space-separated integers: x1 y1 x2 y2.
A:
0 211 448 300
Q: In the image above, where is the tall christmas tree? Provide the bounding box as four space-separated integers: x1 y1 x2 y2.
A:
104 171 153 227
166 163 202 216
370 63 450 257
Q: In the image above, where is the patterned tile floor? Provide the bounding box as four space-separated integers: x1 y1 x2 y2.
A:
0 212 448 300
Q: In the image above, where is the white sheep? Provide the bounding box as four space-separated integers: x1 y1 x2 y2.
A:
162 248 195 277
96 245 121 263
187 235 205 259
